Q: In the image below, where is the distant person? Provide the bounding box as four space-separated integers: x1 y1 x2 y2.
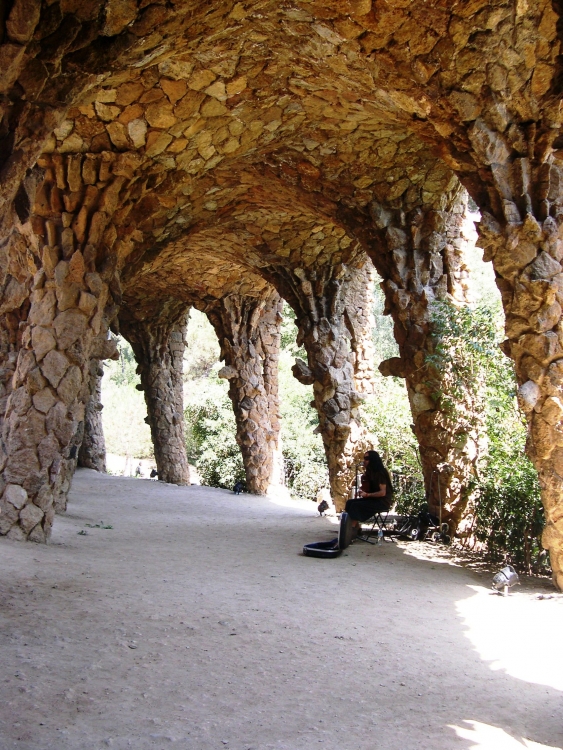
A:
233 480 244 495
135 463 142 477
150 468 159 481
345 450 393 538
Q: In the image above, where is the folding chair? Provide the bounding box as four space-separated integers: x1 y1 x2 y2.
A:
357 506 394 544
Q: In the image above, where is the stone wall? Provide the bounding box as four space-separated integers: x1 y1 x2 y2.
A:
78 359 106 473
0 155 119 540
208 291 282 495
284 260 374 510
1 0 563 586
121 305 190 486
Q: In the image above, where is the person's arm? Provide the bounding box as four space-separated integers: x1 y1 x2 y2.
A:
359 484 386 499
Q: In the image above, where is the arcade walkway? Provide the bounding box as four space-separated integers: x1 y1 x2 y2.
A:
0 470 561 750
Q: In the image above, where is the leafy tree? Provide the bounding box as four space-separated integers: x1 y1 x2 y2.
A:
278 347 328 500
361 378 425 515
361 284 425 513
101 337 154 462
185 376 246 489
184 310 222 380
183 315 245 489
428 299 545 573
108 337 138 387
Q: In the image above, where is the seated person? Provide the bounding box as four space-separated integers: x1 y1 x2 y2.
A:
345 450 393 536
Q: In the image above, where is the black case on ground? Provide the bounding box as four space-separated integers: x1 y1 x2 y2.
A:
302 512 351 558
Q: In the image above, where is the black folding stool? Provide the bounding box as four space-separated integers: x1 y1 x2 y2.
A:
357 508 392 544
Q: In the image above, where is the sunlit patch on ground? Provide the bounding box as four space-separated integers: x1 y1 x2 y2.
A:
450 720 562 749
456 585 563 691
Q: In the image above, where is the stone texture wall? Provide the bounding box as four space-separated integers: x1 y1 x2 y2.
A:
344 261 377 397
0 314 23 435
0 275 113 540
121 306 190 486
0 0 562 586
469 123 563 590
284 260 373 510
207 291 283 495
78 359 106 472
355 190 481 530
0 157 119 540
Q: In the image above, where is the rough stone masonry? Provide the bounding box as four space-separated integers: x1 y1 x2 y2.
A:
1 0 563 589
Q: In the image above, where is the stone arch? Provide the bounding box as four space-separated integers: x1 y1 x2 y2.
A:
206 290 283 495
0 0 562 588
119 300 190 486
119 238 285 494
123 199 379 507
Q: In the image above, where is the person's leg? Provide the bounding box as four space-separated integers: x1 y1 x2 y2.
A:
344 499 365 530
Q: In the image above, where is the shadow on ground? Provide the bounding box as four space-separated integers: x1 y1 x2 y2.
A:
0 469 561 750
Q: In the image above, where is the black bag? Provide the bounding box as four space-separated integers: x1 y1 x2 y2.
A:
303 512 352 558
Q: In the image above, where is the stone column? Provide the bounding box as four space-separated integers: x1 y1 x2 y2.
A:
469 153 563 588
364 191 480 531
207 291 283 495
121 309 190 486
287 262 372 510
0 314 25 435
56 335 118 508
0 192 47 432
0 153 124 541
78 359 107 472
77 330 121 474
0 255 113 541
344 261 377 397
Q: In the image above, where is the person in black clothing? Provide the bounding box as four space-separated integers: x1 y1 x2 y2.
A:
345 450 393 536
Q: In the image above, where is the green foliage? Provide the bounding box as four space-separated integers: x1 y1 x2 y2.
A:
474 416 546 574
428 299 545 573
183 313 245 489
184 365 246 489
102 338 154 460
108 337 138 387
372 282 400 361
280 304 305 357
184 310 222 380
361 380 425 516
363 284 424 514
427 301 501 423
278 347 328 500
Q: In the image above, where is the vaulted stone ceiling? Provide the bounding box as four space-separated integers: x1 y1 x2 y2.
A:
3 0 563 586
4 0 558 309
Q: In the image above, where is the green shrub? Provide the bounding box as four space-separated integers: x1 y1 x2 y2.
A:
428 299 546 573
102 338 154 460
361 379 425 516
278 348 328 500
474 423 546 574
184 371 246 490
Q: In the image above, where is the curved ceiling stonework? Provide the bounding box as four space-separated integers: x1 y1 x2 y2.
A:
3 0 559 309
3 1 563 586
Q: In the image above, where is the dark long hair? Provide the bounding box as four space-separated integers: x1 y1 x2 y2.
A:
364 450 393 493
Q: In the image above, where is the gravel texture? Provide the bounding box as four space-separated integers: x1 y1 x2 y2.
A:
0 468 561 750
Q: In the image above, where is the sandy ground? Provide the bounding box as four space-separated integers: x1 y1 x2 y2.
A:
0 470 562 750
104 455 201 484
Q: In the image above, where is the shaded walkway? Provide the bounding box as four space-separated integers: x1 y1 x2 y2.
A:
0 470 561 750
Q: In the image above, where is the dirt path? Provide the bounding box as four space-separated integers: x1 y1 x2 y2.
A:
0 469 562 750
